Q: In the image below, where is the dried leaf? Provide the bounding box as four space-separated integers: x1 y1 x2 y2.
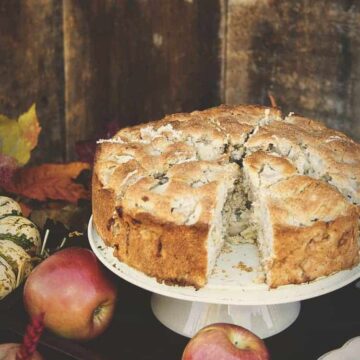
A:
30 203 91 231
0 153 18 187
0 104 41 165
3 162 90 203
18 202 32 217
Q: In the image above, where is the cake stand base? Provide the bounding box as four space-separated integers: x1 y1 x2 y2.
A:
151 294 300 339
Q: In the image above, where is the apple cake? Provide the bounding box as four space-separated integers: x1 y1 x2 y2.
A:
92 105 360 288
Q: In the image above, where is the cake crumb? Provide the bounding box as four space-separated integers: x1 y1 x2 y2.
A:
221 243 232 254
233 261 253 272
253 273 266 284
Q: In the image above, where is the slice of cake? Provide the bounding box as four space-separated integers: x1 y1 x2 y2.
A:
243 151 359 288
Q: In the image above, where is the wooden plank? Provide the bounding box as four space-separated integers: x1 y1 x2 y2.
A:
0 0 65 162
225 0 360 140
63 0 223 160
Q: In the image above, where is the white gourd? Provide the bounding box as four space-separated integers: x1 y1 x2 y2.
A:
0 256 16 300
0 240 32 284
0 196 41 300
0 197 22 218
0 215 41 255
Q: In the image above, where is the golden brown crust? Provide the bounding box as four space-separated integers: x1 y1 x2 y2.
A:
269 214 359 288
93 104 360 288
92 170 116 246
114 213 209 289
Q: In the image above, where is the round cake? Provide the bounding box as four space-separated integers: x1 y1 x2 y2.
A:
92 105 360 288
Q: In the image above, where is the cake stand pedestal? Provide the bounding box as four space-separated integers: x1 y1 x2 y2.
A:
151 295 300 338
88 217 360 339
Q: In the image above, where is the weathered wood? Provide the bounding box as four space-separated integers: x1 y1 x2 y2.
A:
63 0 223 160
225 0 360 140
0 0 65 162
3 0 359 163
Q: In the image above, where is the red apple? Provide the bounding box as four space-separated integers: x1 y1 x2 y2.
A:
182 323 270 360
23 247 117 341
0 343 43 360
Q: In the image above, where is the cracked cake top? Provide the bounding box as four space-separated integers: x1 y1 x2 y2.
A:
95 104 360 215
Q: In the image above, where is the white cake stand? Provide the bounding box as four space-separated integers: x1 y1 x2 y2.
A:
88 217 360 339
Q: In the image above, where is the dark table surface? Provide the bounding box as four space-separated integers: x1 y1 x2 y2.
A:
1 274 359 360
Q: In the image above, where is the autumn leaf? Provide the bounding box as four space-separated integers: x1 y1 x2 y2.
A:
0 153 18 187
18 201 32 218
30 203 91 231
3 162 90 203
0 104 41 165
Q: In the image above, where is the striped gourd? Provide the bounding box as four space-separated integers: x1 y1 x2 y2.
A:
0 196 22 219
0 256 16 300
0 196 42 300
0 215 41 256
0 240 33 284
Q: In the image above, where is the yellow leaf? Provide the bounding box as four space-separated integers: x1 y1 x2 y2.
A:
0 104 41 165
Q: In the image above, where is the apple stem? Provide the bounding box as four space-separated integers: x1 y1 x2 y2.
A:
16 313 45 360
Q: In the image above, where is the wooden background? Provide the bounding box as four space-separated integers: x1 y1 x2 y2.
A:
0 0 359 162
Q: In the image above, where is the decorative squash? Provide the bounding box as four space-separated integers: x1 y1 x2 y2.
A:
0 256 16 300
0 216 41 256
0 241 32 285
0 196 41 300
0 197 22 218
